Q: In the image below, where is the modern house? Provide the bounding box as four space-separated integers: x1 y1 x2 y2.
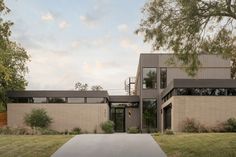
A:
7 54 236 133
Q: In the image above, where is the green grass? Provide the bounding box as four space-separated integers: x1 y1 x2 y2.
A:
154 133 236 157
0 135 73 157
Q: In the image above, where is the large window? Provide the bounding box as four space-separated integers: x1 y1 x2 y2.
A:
142 68 157 89
67 98 85 103
228 88 236 95
47 97 66 103
160 68 167 89
9 97 30 103
142 99 157 129
33 98 47 103
176 88 226 96
87 98 106 103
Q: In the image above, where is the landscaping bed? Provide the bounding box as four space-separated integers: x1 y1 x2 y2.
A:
154 133 236 157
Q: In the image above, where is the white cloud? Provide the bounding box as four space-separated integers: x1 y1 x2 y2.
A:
71 35 112 49
117 24 129 32
120 38 140 53
41 12 54 21
59 20 69 29
79 15 98 28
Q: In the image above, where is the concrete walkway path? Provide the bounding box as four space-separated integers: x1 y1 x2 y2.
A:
52 134 166 157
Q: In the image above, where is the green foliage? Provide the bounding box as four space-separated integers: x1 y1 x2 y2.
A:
0 0 29 108
137 0 236 77
224 118 236 132
0 103 6 112
70 127 81 135
0 127 28 135
35 128 60 135
0 126 60 135
91 85 103 91
182 118 198 132
152 132 161 136
24 108 52 128
182 117 236 133
100 120 114 133
143 71 157 88
127 127 139 134
182 118 209 133
75 82 88 91
164 129 174 135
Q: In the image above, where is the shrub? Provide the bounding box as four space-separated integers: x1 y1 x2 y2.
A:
211 122 226 132
100 120 114 133
164 129 174 135
182 118 199 133
224 118 236 132
71 127 81 135
24 108 52 128
63 129 69 135
0 127 28 135
0 126 60 135
152 132 161 136
127 127 139 134
36 127 60 135
0 104 6 112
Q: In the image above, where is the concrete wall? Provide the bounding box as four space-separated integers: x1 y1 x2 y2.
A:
125 107 140 131
161 96 236 132
7 103 109 133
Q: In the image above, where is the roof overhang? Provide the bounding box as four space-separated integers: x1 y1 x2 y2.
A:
161 79 236 98
7 90 109 98
109 95 140 103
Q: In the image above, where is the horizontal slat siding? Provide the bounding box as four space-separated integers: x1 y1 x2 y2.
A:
0 112 7 127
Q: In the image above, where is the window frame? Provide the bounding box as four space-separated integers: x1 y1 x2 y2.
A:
142 98 157 129
160 67 167 89
142 67 157 89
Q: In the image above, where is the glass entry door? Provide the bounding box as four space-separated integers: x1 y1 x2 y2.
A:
115 108 125 132
111 108 125 132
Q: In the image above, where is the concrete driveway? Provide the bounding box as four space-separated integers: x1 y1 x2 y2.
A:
52 134 166 157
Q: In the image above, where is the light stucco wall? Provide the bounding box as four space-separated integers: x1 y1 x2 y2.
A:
7 103 109 133
161 96 236 132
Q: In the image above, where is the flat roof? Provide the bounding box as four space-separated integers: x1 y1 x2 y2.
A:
161 79 236 98
7 91 140 103
109 95 140 103
7 90 109 98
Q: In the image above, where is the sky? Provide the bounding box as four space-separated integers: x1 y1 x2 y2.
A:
5 0 152 94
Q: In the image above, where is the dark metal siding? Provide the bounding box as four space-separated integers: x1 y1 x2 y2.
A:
7 90 109 98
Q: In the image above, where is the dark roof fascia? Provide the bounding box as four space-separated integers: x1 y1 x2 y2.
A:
109 95 140 103
7 90 109 98
161 79 236 98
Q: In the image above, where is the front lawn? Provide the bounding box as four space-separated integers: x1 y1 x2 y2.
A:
154 133 236 157
0 135 73 157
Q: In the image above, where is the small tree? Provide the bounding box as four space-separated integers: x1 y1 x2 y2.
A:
91 85 103 91
75 82 88 91
24 108 52 128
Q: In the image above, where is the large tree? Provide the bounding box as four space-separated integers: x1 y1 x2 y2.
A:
137 0 236 77
0 0 29 110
